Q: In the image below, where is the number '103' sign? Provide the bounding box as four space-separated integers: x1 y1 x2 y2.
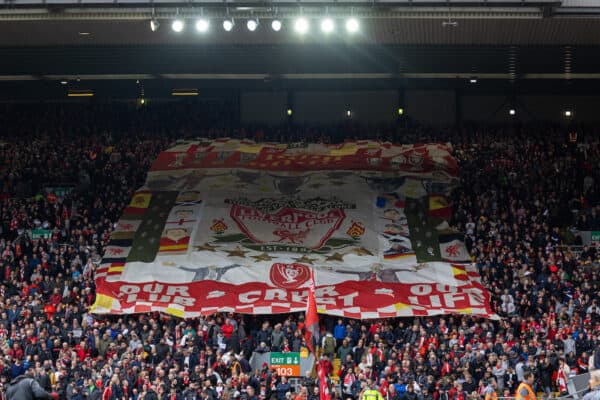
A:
269 352 301 377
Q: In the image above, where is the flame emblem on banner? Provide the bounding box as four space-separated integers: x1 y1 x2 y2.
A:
210 219 228 234
346 221 365 239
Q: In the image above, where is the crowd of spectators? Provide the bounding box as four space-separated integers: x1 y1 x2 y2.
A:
0 103 598 400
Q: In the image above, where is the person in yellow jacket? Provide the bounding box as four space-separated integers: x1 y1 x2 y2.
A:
515 372 536 400
361 381 384 400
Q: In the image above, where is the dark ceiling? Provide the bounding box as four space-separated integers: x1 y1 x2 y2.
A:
1 16 600 99
0 44 594 75
3 18 600 47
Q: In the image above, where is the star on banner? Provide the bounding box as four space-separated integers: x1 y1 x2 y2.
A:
251 252 274 262
225 247 249 258
353 247 373 256
325 252 345 262
194 243 218 252
293 255 318 264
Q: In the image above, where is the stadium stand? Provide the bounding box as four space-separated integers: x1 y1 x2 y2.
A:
0 104 598 400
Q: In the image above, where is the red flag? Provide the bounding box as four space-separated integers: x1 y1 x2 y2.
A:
318 360 331 400
304 269 318 354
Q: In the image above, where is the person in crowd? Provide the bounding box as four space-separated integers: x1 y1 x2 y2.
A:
361 381 384 400
583 370 600 400
515 372 536 400
6 367 57 400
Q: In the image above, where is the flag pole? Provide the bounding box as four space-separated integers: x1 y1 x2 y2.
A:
306 268 332 400
304 267 318 355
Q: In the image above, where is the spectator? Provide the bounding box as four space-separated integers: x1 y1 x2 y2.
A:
583 371 600 400
270 325 284 353
361 381 384 400
334 320 346 347
275 377 290 400
515 372 535 400
557 358 571 395
322 333 336 359
6 367 57 400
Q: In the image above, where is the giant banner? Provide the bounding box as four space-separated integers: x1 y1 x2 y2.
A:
92 139 497 319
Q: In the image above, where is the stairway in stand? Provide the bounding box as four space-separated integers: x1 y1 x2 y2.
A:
331 357 341 384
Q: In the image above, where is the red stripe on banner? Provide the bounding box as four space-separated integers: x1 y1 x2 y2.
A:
93 277 498 319
394 200 406 209
429 208 452 219
157 248 188 253
133 304 153 313
383 253 415 260
122 207 147 216
159 237 190 247
146 141 458 174
186 144 199 154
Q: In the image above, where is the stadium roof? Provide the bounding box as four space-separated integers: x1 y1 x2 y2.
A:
2 0 600 98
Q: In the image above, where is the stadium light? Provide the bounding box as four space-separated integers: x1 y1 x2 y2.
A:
150 18 160 32
345 18 359 33
294 18 309 35
172 19 185 33
195 19 210 33
509 109 516 116
67 89 94 97
223 19 234 31
271 19 282 31
172 88 199 96
247 19 258 32
564 109 573 118
321 18 335 33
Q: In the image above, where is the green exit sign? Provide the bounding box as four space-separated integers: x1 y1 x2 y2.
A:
270 352 300 365
269 352 301 377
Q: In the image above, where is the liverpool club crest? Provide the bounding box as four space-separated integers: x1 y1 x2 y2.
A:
227 198 353 250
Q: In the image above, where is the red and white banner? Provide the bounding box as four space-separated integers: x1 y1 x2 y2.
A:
92 139 498 320
93 265 495 319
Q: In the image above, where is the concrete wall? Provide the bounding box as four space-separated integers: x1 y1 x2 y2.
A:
405 89 456 126
294 90 398 124
240 91 288 125
460 94 599 123
241 90 399 125
240 89 600 125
